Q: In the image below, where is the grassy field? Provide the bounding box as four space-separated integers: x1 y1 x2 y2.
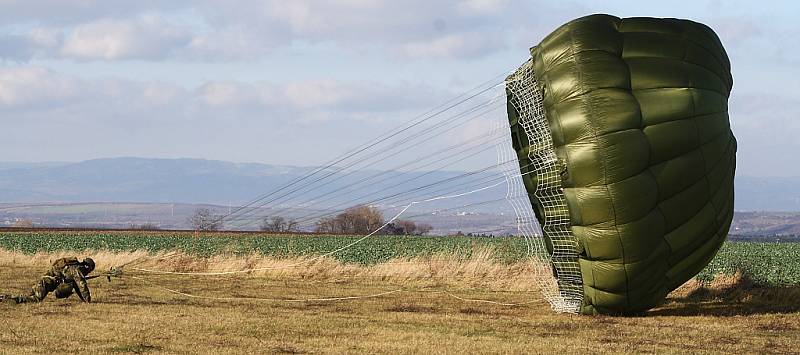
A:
1 231 799 285
0 231 799 353
1 250 798 354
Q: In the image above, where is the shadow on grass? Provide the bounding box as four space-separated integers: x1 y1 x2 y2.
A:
650 272 800 317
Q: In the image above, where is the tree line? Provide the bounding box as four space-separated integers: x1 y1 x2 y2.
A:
188 205 432 235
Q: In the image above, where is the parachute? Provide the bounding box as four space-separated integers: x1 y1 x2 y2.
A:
506 14 736 315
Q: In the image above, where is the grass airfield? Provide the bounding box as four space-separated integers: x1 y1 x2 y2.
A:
1 251 798 354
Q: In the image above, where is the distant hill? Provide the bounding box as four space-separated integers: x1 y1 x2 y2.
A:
0 161 69 171
0 158 319 204
731 211 800 237
0 157 797 212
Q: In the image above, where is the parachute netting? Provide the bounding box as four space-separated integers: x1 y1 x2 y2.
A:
504 58 583 313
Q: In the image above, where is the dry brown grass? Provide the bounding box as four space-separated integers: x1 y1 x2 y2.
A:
0 248 541 291
1 250 798 354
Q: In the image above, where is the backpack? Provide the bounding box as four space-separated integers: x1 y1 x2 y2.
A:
51 257 81 270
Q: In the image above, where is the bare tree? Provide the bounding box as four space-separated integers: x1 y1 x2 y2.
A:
130 223 161 230
380 220 432 235
285 218 299 232
261 216 285 232
188 208 221 231
261 216 300 232
344 205 384 234
314 205 384 234
315 216 337 233
416 223 433 235
395 220 417 235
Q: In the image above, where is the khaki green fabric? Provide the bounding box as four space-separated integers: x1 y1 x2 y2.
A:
507 14 735 315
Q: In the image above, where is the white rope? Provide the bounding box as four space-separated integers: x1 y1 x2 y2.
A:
441 291 544 306
129 178 515 276
221 80 510 227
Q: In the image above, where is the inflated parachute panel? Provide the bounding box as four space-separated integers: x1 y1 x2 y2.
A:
506 14 736 315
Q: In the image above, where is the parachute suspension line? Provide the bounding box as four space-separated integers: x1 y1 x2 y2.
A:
226 101 509 229
495 118 537 257
232 110 518 229
227 133 510 228
400 197 508 220
223 95 506 228
217 76 509 226
505 58 583 314
291 156 539 230
226 141 506 228
293 166 517 230
285 157 525 229
130 176 519 276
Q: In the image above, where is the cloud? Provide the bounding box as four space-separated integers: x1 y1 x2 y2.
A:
0 66 443 124
729 92 800 177
1 0 794 64
0 34 41 61
191 78 440 123
0 0 548 61
0 16 194 61
456 0 511 15
0 1 188 26
184 29 272 60
0 28 60 61
711 17 764 44
60 16 192 60
201 0 516 51
0 65 454 164
397 32 506 59
0 66 79 108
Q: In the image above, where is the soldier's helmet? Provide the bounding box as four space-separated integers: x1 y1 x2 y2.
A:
82 258 96 273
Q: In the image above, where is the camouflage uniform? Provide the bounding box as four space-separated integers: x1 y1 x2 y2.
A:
9 257 92 304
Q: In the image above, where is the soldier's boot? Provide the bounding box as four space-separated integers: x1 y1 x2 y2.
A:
0 295 27 304
11 295 42 304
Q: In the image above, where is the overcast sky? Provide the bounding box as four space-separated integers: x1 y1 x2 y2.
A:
1 0 797 177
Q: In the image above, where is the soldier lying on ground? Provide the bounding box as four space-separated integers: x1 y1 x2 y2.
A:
1 257 95 304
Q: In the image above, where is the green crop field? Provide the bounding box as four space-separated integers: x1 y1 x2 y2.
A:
696 241 800 285
0 231 531 264
0 231 798 285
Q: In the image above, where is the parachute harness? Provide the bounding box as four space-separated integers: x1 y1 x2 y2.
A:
505 58 584 314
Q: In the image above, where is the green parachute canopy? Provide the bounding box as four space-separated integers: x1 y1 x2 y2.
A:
506 14 736 315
